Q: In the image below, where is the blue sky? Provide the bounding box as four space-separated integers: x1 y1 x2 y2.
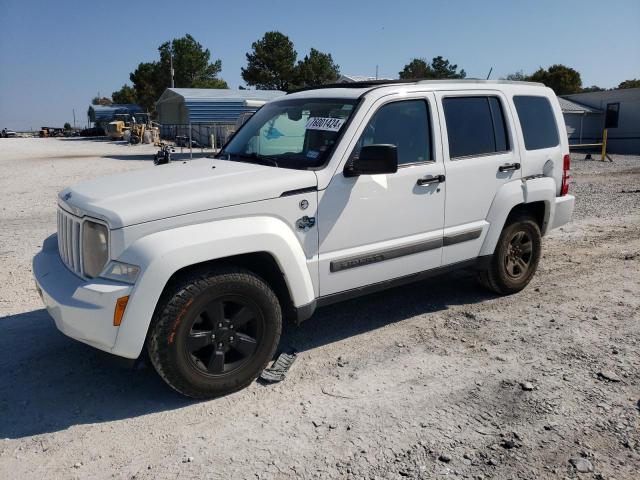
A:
1 0 639 130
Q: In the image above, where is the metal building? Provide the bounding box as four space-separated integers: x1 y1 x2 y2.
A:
558 97 603 147
155 88 284 124
155 88 284 147
87 104 143 126
561 88 640 154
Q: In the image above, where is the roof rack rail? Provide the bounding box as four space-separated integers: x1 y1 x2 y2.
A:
287 79 413 94
287 78 545 94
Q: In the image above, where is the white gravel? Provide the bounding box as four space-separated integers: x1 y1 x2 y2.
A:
0 138 638 479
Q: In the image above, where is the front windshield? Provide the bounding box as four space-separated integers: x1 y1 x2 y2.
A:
219 98 357 169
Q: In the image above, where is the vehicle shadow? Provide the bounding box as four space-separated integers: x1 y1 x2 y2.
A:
280 268 495 352
0 268 494 439
0 309 193 439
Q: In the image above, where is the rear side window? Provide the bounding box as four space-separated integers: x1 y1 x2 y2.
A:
513 96 559 150
443 96 510 158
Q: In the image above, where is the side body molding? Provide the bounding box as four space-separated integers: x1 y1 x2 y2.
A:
479 177 556 256
111 217 315 359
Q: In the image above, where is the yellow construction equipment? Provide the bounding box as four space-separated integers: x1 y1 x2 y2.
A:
127 113 160 145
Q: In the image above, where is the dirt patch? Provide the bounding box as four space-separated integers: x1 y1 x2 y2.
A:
0 140 638 479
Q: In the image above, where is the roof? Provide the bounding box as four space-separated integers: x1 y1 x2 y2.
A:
558 97 602 114
157 88 284 104
286 79 548 99
563 88 640 109
87 104 143 122
156 88 286 124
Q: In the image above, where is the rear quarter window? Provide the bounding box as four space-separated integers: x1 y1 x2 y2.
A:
513 95 559 150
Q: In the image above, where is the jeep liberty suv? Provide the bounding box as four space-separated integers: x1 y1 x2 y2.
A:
33 80 575 398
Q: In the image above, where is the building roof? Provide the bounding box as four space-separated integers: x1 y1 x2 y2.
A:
558 97 602 114
157 88 284 104
155 88 286 124
87 104 143 122
337 74 394 83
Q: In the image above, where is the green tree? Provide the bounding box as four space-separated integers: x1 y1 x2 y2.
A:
618 79 640 89
63 122 71 130
91 96 112 106
581 85 605 93
158 34 227 89
504 70 527 81
430 56 466 79
129 34 227 112
242 31 297 91
111 84 137 104
399 59 432 80
528 64 582 95
294 48 340 88
399 56 466 80
129 62 163 112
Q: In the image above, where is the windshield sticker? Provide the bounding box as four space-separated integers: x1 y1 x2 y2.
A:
306 150 319 159
305 117 345 132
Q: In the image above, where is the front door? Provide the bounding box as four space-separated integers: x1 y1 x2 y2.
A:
317 94 446 297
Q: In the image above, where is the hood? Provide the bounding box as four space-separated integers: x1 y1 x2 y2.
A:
59 159 317 228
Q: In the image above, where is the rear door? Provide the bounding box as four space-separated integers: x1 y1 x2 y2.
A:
435 90 521 265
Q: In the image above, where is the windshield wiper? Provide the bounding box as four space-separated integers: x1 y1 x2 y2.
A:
227 152 279 167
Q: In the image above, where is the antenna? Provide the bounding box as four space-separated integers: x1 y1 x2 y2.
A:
375 65 379 80
486 67 493 80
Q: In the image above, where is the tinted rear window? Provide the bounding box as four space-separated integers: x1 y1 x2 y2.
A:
443 96 510 158
513 96 559 150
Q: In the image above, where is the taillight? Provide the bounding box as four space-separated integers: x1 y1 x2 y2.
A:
560 154 570 196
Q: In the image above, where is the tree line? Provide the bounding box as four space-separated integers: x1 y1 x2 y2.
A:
94 32 640 112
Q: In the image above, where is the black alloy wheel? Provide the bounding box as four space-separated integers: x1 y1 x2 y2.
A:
147 267 282 399
185 296 263 376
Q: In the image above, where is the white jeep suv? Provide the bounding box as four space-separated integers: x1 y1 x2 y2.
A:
34 80 575 398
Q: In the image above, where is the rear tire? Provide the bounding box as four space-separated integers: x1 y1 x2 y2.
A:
477 215 541 295
147 266 282 399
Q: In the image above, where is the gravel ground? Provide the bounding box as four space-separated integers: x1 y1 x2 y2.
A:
0 138 638 479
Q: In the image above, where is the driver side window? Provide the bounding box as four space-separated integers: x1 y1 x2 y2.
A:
350 100 432 165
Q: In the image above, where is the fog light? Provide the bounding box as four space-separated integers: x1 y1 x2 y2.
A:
113 296 129 326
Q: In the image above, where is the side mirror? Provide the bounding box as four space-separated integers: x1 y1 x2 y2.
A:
344 144 398 177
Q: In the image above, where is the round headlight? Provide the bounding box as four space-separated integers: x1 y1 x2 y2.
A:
82 221 109 278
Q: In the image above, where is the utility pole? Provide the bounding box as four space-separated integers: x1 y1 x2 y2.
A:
170 46 175 88
375 65 379 80
72 109 76 129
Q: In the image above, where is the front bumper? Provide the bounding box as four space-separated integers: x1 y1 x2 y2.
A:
33 235 132 353
549 194 575 230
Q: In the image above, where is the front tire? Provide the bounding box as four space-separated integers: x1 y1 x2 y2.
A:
478 215 541 295
148 267 282 399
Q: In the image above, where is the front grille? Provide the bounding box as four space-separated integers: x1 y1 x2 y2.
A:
57 208 82 276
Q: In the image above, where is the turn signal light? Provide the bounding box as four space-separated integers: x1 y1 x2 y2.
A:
113 296 129 326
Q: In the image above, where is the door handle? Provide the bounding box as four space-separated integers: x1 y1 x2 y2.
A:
417 174 445 186
498 163 521 172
